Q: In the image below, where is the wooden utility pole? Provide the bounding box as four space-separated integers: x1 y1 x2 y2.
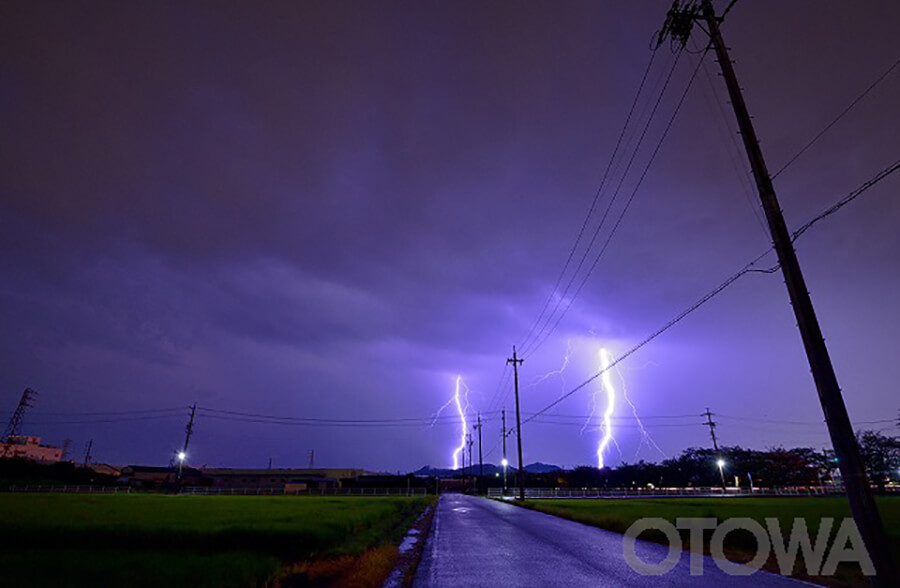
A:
475 413 484 491
83 439 93 468
657 1 895 581
702 408 726 490
507 346 525 501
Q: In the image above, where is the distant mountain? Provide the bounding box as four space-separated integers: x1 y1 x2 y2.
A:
524 462 562 473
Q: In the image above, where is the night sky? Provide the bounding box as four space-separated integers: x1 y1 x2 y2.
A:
2 1 898 473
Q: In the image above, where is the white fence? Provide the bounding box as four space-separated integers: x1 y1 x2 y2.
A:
487 486 848 499
181 486 428 496
8 485 132 494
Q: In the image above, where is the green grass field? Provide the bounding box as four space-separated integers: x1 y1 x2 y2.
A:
521 496 900 586
0 493 434 587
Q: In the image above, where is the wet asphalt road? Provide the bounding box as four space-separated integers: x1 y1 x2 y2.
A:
413 494 809 587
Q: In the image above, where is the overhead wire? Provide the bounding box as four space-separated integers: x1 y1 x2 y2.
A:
517 50 661 353
521 47 689 358
525 43 710 358
519 157 900 428
771 57 900 180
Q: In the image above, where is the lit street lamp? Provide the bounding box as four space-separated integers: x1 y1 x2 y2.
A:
501 457 509 495
176 451 187 485
716 458 726 492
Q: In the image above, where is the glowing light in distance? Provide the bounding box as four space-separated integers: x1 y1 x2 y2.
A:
717 459 725 468
501 458 508 467
177 452 186 462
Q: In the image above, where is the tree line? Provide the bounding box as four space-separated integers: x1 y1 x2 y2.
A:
520 430 900 491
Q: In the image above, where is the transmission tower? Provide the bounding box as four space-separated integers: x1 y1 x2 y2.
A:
3 388 38 440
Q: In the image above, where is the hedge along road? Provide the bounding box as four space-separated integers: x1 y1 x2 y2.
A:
413 494 808 587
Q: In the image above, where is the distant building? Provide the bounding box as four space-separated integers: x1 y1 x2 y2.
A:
201 468 371 491
0 436 63 464
118 465 203 489
117 466 374 492
88 463 122 477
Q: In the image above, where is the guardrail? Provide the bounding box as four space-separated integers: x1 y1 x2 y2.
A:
8 485 132 494
181 486 429 496
487 486 848 499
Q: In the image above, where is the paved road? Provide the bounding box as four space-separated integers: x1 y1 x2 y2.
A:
414 494 809 587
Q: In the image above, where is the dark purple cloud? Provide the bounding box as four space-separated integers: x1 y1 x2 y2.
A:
1 1 898 471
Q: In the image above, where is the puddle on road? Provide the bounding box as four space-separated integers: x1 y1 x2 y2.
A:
398 535 418 554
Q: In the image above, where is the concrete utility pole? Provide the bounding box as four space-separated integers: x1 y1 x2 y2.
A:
83 439 93 468
176 403 196 484
475 413 484 488
702 408 720 453
466 433 474 491
702 408 726 491
60 439 72 461
308 449 315 469
657 2 895 582
507 346 525 501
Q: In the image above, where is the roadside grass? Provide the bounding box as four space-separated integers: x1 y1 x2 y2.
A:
0 494 434 587
520 496 900 587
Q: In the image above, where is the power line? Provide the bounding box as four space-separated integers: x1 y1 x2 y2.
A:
771 57 900 180
791 157 900 242
520 154 900 428
522 49 687 357
27 413 188 425
196 412 501 428
525 44 709 359
518 50 660 352
196 406 499 424
30 407 189 417
719 414 897 427
692 35 769 237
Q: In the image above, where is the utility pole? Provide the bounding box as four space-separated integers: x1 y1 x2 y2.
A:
308 449 315 469
703 408 726 491
702 408 720 453
60 439 72 461
83 439 93 468
467 433 474 491
507 346 525 501
657 2 895 581
176 403 196 484
475 413 484 491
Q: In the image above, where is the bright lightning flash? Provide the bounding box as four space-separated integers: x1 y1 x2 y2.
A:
429 375 470 470
451 376 470 470
596 348 616 469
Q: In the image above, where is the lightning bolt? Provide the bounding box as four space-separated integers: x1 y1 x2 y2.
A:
613 357 667 461
436 375 470 470
596 348 616 469
530 339 574 398
429 375 470 470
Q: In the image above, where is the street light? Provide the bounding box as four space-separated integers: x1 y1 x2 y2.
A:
175 451 187 486
716 459 726 492
501 458 509 496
